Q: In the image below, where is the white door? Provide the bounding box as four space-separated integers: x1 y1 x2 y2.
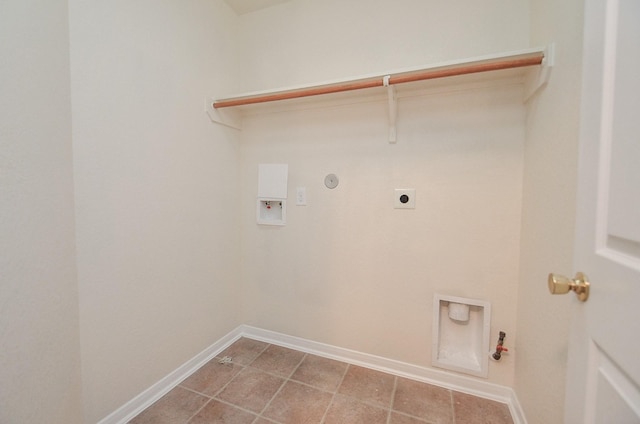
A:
561 0 640 422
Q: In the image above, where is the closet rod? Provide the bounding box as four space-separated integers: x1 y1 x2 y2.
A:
213 53 544 109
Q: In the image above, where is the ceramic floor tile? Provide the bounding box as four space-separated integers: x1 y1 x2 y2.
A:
262 380 333 424
249 344 305 378
323 394 389 424
180 358 243 396
453 391 514 424
290 354 348 392
186 400 256 424
393 377 453 424
218 338 269 366
128 386 209 424
337 365 396 408
129 343 515 424
215 367 284 414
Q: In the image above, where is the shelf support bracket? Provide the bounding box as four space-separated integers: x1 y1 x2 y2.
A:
206 97 242 130
524 43 555 102
384 75 397 143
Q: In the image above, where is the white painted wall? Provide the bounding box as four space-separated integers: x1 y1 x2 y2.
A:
0 1 83 423
516 1 584 423
237 0 530 92
68 1 243 421
237 0 531 387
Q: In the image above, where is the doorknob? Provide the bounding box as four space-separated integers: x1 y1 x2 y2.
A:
548 272 590 302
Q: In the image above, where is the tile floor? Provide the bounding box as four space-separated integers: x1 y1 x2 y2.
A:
129 337 514 424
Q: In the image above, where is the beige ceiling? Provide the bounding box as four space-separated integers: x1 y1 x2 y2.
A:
224 0 292 15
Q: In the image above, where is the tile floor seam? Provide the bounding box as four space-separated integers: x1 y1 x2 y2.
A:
245 364 299 382
392 409 434 423
177 384 215 400
232 340 270 369
244 346 307 381
258 376 338 423
244 364 342 396
386 376 398 424
210 396 261 415
183 397 214 424
214 398 261 424
254 416 280 424
201 361 248 399
197 396 261 423
250 342 272 365
280 377 338 396
318 361 351 424
286 351 308 379
450 388 456 424
253 368 289 419
335 392 396 413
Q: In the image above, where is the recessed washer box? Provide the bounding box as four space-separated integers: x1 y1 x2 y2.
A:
433 294 491 378
394 188 416 209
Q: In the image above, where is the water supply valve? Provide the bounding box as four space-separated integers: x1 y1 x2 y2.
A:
492 331 508 361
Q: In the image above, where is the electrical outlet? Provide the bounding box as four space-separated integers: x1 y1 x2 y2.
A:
296 187 307 206
394 189 416 209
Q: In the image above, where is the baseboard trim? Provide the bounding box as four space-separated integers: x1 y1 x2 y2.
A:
97 326 244 424
100 325 527 424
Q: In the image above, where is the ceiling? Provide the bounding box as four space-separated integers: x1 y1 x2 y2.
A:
224 0 292 15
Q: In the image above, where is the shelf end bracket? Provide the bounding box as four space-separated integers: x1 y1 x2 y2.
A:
206 97 242 130
384 75 397 143
524 43 555 102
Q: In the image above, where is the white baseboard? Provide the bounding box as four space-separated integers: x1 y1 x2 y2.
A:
97 326 244 424
100 325 527 424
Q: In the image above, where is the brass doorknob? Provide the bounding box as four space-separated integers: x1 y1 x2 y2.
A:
548 272 590 302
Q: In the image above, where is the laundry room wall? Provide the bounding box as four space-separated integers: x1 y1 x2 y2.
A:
237 0 531 387
1 0 83 422
516 0 584 422
69 1 244 421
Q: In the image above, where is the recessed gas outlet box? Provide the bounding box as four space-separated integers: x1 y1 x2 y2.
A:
394 189 416 209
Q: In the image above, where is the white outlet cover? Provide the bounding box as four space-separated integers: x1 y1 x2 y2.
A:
296 187 307 206
394 189 416 209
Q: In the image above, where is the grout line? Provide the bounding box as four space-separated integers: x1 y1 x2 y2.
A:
246 339 271 367
451 389 457 424
254 343 290 419
390 409 433 423
178 385 215 399
253 416 280 424
183 397 213 424
255 375 286 418
204 397 261 421
209 363 247 399
286 350 308 379
245 344 306 379
263 373 336 395
244 351 338 396
387 376 398 424
180 359 251 423
319 362 351 424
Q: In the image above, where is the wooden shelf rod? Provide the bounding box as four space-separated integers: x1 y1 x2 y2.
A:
213 53 544 109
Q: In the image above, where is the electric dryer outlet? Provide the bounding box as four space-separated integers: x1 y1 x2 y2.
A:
394 189 416 209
